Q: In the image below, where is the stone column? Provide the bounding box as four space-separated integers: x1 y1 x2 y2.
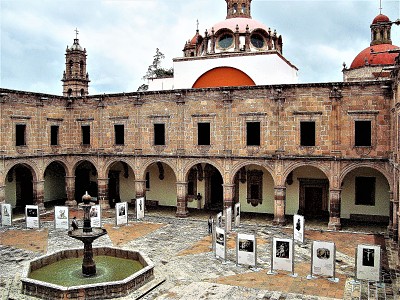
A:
176 182 189 218
223 184 235 210
33 180 45 213
391 191 398 242
0 185 5 205
65 176 77 206
97 178 110 210
273 186 286 225
134 180 146 198
328 188 342 230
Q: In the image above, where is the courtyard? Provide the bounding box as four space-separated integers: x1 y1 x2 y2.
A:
0 206 399 300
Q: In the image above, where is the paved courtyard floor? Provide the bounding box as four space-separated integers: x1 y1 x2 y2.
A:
0 206 399 299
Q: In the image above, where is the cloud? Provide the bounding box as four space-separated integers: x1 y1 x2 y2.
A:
1 0 399 95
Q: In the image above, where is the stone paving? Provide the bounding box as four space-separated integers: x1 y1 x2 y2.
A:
0 207 399 300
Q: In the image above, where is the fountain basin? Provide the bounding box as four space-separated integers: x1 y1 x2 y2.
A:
21 247 154 300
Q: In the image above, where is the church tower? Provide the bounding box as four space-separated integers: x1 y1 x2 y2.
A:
225 0 252 19
370 13 392 46
62 30 90 97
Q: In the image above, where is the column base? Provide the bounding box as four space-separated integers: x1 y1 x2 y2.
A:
99 198 110 210
176 209 189 218
328 218 342 230
272 217 286 226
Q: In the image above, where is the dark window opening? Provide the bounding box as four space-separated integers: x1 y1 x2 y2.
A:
355 120 371 146
154 123 165 145
146 172 150 190
81 125 90 145
355 177 375 206
50 125 59 146
300 121 315 146
16 124 26 146
250 184 259 199
198 122 210 145
114 124 124 145
246 122 260 146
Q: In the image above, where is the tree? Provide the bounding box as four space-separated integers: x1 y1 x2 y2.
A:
142 48 173 80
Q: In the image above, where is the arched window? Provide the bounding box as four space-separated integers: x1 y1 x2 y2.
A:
80 89 84 96
80 61 84 75
67 89 72 97
233 3 238 13
68 60 73 76
241 3 246 13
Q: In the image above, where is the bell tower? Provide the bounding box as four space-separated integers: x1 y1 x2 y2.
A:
225 0 252 19
370 14 392 46
62 29 90 97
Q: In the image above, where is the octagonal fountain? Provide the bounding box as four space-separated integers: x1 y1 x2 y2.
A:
21 192 154 300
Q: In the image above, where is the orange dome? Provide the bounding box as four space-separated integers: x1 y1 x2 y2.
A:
349 44 399 69
372 14 390 24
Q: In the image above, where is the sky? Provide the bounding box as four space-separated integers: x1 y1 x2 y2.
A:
1 0 400 96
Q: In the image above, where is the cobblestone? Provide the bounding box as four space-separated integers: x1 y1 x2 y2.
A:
0 208 398 300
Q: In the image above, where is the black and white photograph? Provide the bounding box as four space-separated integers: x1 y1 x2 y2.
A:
118 205 126 216
55 206 69 230
293 214 304 243
27 208 38 218
356 244 381 282
316 248 331 260
215 226 226 260
1 204 12 226
311 241 335 277
239 238 254 253
216 232 225 246
116 202 128 226
26 205 40 229
362 248 375 267
89 206 98 218
136 197 145 219
276 241 290 259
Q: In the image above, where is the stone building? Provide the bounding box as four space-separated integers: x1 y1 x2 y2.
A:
1 0 400 250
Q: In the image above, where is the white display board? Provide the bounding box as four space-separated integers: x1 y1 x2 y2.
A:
237 233 256 267
26 205 40 229
311 241 335 277
356 244 381 282
116 202 128 226
215 226 226 260
272 237 294 273
293 214 305 243
216 212 223 228
234 203 240 227
1 203 12 226
136 197 145 220
90 205 101 228
225 206 232 232
54 206 69 230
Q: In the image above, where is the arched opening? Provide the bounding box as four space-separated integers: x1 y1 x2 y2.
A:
341 167 389 224
5 164 34 213
204 164 223 210
285 166 329 220
107 161 135 208
232 164 274 215
44 161 66 207
144 162 176 208
75 161 98 202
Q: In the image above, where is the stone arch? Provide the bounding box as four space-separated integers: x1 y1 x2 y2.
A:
103 158 136 179
73 160 99 201
4 160 39 185
72 158 99 175
230 161 275 185
43 160 67 205
183 159 225 183
139 158 178 181
339 162 392 191
43 159 68 178
282 161 331 184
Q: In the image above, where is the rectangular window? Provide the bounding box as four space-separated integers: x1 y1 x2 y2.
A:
300 121 315 146
355 120 371 146
81 125 90 145
154 123 165 145
198 122 210 145
16 124 26 146
114 124 124 145
246 122 260 146
50 125 59 146
355 177 375 206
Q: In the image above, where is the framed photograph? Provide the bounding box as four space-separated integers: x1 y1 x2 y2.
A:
311 241 335 277
234 203 240 227
237 233 256 266
356 244 381 282
1 203 12 226
293 214 304 243
216 212 223 228
90 205 101 228
272 237 293 273
215 226 226 260
136 197 145 220
25 205 40 229
116 202 128 226
54 206 69 230
225 206 232 232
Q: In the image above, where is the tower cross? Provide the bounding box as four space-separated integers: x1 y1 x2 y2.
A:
75 28 79 39
196 19 199 31
379 0 382 14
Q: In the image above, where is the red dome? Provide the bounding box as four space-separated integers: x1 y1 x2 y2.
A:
372 14 390 24
350 44 399 69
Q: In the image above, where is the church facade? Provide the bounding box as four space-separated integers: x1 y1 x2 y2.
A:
1 0 400 250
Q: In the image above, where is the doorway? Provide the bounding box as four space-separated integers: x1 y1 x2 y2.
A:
298 178 328 218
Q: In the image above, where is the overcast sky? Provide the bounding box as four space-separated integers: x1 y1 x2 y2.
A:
1 0 400 96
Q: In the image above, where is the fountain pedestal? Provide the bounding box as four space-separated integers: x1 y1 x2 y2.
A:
68 192 107 277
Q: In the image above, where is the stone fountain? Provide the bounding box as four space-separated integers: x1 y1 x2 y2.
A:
68 191 107 276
